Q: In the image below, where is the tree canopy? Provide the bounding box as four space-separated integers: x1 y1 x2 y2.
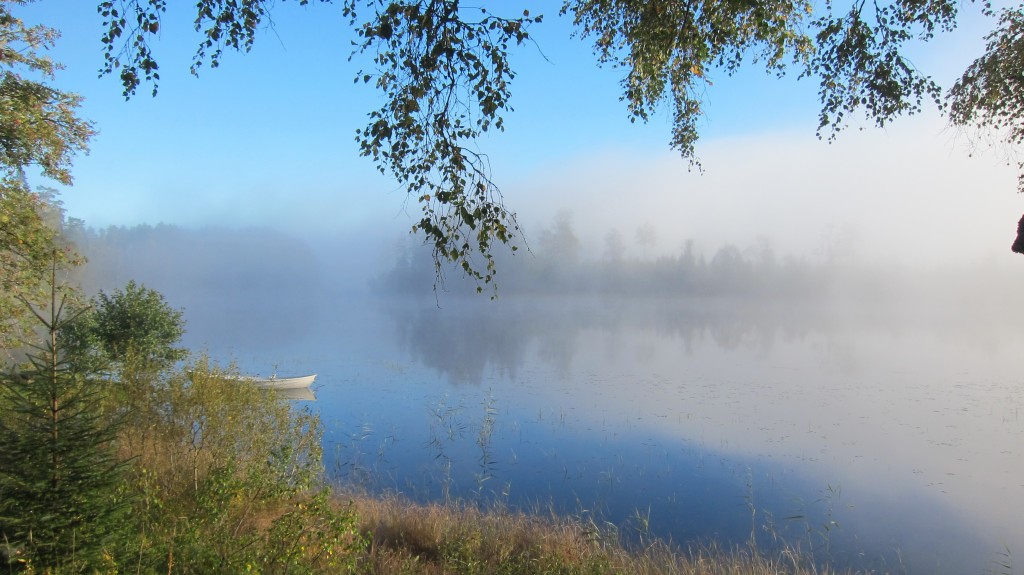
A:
1 1 94 186
1 0 93 350
92 0 1022 285
0 272 131 571
949 4 1024 190
66 279 187 372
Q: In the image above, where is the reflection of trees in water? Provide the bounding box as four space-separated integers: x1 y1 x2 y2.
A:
399 311 526 384
389 297 838 385
389 298 578 384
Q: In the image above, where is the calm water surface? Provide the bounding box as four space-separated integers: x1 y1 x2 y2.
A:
185 295 1024 575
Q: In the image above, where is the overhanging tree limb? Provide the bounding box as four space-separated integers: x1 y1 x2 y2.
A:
948 4 1024 191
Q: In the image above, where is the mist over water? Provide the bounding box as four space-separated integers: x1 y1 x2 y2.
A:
71 222 1024 575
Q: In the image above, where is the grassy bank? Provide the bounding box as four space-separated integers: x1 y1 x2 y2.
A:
340 491 854 575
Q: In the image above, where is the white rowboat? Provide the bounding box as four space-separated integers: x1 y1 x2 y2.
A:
239 374 317 390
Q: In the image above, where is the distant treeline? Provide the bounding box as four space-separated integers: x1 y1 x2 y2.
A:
376 218 838 299
66 220 1024 324
66 223 323 304
70 220 835 302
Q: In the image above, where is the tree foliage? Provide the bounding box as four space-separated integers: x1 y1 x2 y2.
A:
949 4 1024 189
1 185 56 349
116 358 365 574
566 0 814 164
1 0 92 350
0 263 129 572
1 1 94 185
346 1 541 288
84 279 186 370
0 186 83 359
93 0 1022 285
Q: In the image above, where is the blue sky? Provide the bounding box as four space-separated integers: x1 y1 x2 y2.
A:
18 0 1024 266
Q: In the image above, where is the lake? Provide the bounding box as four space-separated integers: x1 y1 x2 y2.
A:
183 293 1024 575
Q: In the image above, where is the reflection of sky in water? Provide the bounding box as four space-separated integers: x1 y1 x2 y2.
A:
183 296 1023 575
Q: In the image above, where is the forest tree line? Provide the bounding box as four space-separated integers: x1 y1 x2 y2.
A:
377 215 844 299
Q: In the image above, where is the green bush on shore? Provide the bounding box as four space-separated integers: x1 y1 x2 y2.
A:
113 359 365 575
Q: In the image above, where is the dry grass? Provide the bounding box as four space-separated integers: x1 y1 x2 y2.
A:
337 491 867 575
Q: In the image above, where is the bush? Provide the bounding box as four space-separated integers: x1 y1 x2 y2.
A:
119 358 365 574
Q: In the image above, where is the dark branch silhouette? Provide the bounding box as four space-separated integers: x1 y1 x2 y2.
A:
1012 214 1024 254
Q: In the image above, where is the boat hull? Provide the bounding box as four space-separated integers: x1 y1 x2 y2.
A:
241 374 317 390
